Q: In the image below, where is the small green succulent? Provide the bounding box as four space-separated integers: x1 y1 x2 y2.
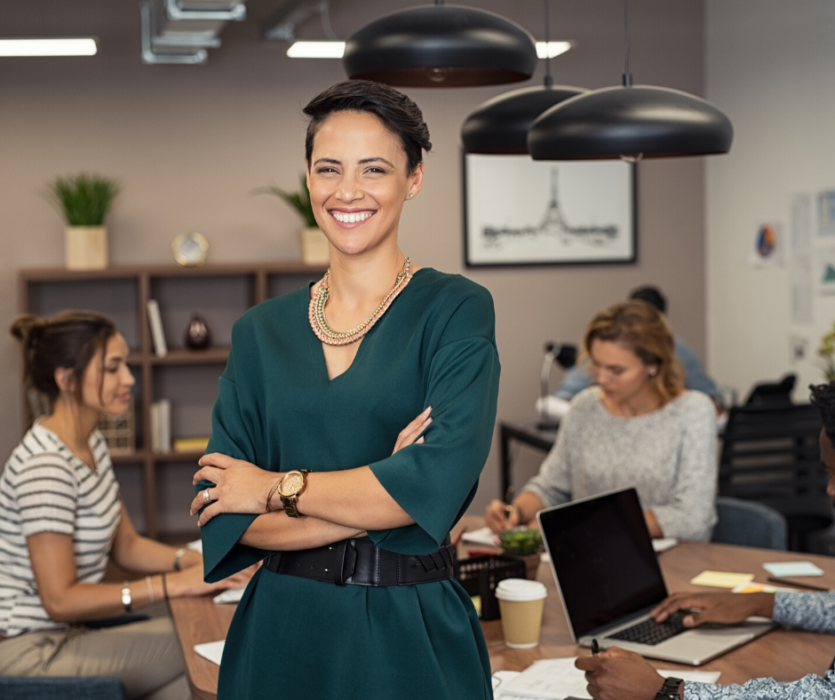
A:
499 529 543 556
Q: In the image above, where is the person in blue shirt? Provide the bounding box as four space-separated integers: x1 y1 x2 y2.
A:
576 381 835 700
553 286 723 407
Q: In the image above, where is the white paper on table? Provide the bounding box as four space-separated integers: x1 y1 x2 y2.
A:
653 538 677 553
462 526 501 547
213 588 245 604
496 658 719 699
493 671 521 697
194 640 225 666
187 539 202 553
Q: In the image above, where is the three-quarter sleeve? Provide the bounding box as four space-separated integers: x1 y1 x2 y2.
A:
650 393 718 541
199 331 267 582
367 291 500 555
521 412 574 510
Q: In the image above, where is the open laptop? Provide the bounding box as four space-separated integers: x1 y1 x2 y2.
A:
536 487 773 666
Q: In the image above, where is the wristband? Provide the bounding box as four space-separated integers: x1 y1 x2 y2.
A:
121 581 132 612
145 575 155 604
265 478 282 513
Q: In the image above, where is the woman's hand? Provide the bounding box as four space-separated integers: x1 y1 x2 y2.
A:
486 499 519 533
166 561 259 598
392 406 432 455
191 453 276 526
651 591 775 627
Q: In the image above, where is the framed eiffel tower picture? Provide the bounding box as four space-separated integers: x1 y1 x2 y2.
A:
463 154 636 267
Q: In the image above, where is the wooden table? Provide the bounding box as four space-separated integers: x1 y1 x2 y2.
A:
170 516 835 699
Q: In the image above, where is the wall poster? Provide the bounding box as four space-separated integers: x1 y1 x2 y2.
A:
463 154 636 267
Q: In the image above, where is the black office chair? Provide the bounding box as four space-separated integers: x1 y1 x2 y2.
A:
711 497 788 550
744 373 796 406
718 402 831 552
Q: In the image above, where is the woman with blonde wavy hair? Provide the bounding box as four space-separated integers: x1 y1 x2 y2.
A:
487 299 718 541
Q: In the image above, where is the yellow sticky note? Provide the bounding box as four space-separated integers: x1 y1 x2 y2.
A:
690 571 755 588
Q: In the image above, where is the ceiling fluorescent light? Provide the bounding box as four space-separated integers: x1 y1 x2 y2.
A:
0 38 98 57
536 41 572 59
287 41 345 59
286 40 570 62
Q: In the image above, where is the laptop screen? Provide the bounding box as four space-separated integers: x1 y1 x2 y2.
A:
537 488 668 638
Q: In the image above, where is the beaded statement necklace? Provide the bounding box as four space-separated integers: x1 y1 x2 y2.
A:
309 258 412 346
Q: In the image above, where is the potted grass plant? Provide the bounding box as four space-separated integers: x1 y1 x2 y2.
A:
46 174 120 270
257 174 329 265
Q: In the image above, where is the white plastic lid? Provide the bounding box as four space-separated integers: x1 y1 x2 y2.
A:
494 578 547 602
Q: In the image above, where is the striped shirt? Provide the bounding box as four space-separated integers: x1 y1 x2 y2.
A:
0 423 121 636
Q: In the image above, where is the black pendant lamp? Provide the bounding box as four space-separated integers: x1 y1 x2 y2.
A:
462 0 585 154
528 0 733 160
343 1 538 88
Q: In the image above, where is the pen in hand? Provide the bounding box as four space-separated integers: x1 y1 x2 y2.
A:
767 576 829 592
591 638 599 656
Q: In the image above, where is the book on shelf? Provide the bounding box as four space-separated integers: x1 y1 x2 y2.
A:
173 437 210 453
150 399 171 453
147 299 168 357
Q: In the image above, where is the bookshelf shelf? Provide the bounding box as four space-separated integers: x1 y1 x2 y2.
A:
19 262 326 538
151 348 230 365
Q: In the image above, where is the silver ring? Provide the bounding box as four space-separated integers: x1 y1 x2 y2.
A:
203 489 211 502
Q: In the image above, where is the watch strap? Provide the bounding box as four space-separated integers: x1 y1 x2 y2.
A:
655 677 683 699
173 547 186 571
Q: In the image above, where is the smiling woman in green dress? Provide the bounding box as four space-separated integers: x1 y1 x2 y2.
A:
189 80 501 700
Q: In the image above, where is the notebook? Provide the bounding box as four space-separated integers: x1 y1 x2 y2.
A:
537 488 773 666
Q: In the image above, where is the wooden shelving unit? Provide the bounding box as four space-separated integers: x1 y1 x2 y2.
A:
19 262 326 538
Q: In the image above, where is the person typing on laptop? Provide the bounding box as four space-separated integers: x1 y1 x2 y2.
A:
486 300 718 541
576 381 835 700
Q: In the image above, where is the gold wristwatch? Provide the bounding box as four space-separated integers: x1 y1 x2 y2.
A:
278 470 309 518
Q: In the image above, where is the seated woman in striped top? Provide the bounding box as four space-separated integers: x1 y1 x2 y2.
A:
0 311 251 699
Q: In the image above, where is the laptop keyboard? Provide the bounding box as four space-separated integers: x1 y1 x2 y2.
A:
607 611 687 646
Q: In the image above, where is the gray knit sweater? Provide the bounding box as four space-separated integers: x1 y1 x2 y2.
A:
523 387 718 541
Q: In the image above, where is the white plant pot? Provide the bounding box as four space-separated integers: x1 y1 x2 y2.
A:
65 226 108 270
300 226 330 265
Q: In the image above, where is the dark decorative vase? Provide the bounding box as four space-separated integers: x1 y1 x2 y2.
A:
185 314 211 350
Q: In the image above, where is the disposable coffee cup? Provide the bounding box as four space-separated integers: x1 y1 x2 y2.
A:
494 578 547 648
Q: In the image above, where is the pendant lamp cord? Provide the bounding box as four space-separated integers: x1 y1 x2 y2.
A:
622 0 633 86
543 0 553 87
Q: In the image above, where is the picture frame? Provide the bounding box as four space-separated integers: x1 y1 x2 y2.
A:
463 153 637 268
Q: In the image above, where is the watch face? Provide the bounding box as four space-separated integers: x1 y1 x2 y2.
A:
280 472 304 496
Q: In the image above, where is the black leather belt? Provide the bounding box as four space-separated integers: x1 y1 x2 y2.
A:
263 536 454 587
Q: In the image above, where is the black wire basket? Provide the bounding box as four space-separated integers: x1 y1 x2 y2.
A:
454 554 527 621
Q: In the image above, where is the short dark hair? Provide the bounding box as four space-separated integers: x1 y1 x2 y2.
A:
10 310 117 410
629 286 667 315
810 382 835 446
303 79 432 174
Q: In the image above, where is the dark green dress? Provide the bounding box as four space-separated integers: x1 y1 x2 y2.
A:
200 268 501 700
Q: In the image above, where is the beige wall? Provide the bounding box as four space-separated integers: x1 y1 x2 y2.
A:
0 0 706 523
705 0 835 402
